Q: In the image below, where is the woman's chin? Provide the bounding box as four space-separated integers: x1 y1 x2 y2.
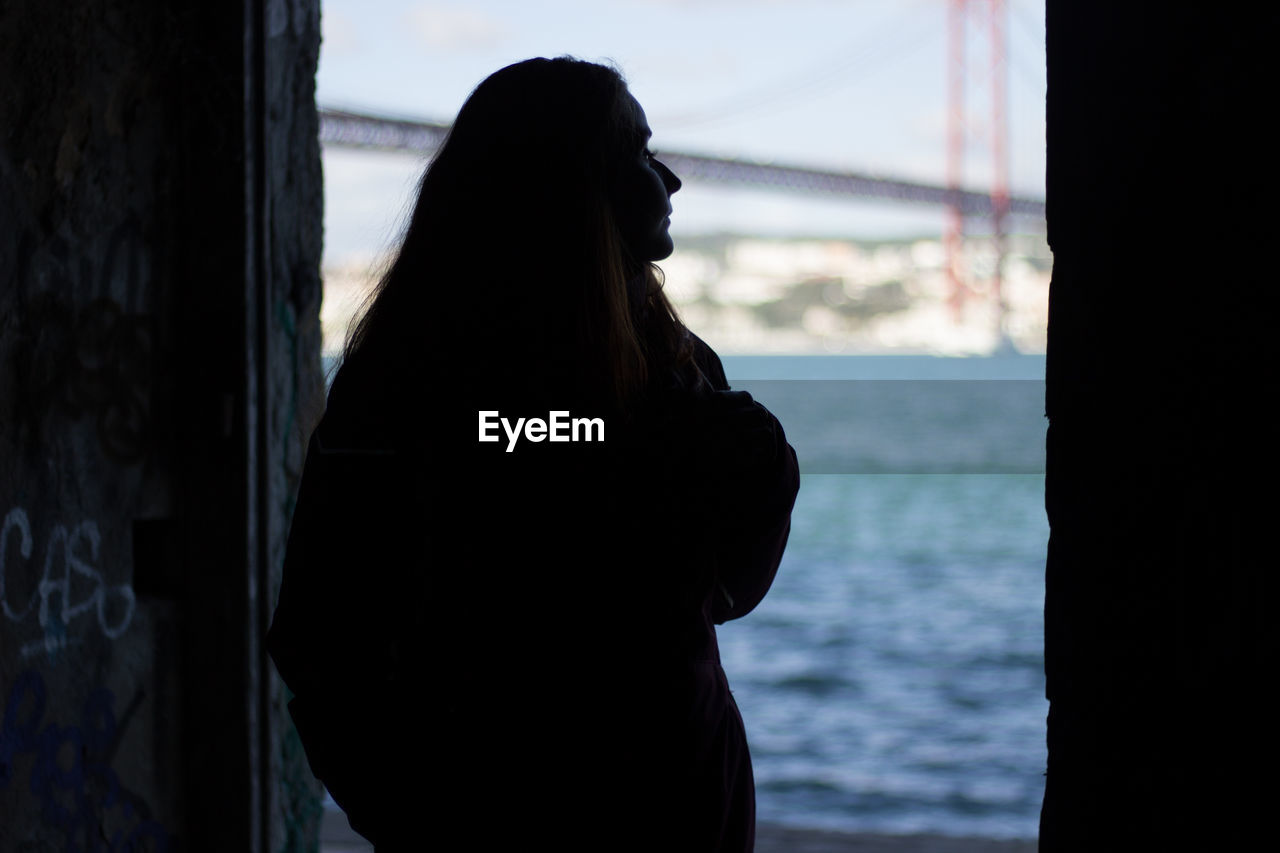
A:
650 234 675 262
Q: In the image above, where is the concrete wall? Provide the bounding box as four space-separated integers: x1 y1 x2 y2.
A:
1042 4 1277 849
0 1 324 850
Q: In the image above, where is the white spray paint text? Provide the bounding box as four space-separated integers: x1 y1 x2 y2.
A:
2 507 136 656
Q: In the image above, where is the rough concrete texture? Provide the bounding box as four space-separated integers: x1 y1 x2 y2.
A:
260 1 328 850
1 1 324 850
2 3 187 849
1042 3 1278 849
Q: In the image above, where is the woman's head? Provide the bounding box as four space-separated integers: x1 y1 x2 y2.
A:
343 57 693 416
610 92 683 265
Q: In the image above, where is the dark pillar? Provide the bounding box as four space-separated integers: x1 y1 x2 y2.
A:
1043 4 1277 849
0 1 323 850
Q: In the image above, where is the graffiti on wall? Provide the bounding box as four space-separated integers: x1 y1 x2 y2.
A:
1 507 136 659
0 669 170 852
17 293 154 462
10 219 157 463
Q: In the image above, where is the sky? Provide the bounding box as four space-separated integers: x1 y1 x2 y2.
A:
317 0 1048 264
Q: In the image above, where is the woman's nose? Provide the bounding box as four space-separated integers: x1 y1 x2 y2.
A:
659 160 682 195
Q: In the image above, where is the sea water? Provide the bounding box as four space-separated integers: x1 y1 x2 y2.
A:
718 355 1047 839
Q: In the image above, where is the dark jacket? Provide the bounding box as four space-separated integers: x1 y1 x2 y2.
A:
266 334 799 851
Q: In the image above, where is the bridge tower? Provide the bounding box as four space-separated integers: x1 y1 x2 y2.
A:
946 0 1010 341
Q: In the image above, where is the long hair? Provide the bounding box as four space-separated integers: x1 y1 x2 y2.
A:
341 57 695 422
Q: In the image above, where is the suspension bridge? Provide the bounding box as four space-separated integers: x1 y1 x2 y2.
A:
318 0 1043 334
318 108 1045 221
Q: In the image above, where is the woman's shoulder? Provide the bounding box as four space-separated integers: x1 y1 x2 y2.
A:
317 355 446 454
312 358 396 452
687 331 729 392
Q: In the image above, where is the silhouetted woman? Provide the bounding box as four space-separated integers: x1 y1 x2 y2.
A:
267 57 799 852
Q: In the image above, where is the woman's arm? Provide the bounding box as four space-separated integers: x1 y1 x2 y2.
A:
682 334 801 623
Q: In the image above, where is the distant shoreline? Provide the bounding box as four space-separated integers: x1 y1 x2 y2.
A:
321 352 1049 387
721 352 1047 381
